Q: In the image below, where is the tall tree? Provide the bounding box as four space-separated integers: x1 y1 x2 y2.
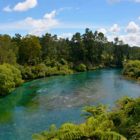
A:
0 35 17 64
18 35 41 65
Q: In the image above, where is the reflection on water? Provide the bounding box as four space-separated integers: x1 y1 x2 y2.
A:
0 69 140 140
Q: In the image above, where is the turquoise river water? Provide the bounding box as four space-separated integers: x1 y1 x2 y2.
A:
0 69 140 140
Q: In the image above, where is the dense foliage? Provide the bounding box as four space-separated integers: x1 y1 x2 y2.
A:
1 29 140 71
19 63 73 80
75 63 87 72
0 29 140 96
32 97 140 140
123 60 140 80
0 64 22 96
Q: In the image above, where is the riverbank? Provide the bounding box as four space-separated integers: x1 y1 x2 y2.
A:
0 62 107 97
1 59 134 98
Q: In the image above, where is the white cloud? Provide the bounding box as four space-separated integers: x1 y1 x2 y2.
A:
0 8 97 36
110 24 120 33
3 0 37 12
135 0 140 2
100 20 140 46
44 11 56 19
0 11 59 36
120 33 140 46
24 10 59 35
98 28 107 34
58 33 73 39
126 21 140 33
107 21 140 46
2 6 140 47
3 6 12 12
107 33 140 46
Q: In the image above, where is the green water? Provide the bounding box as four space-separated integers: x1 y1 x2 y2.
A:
0 69 140 140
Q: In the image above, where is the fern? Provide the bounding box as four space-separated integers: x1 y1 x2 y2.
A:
32 97 140 140
92 131 127 140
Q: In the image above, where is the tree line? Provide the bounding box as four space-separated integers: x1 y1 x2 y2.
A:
1 28 140 67
0 28 140 96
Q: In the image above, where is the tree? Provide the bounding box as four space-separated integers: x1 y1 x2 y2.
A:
82 29 104 65
113 38 130 67
18 35 41 65
40 33 58 60
0 35 17 64
71 32 85 64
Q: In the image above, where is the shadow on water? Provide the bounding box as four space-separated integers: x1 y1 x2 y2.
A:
0 82 40 123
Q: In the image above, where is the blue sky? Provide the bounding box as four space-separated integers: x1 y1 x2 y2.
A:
0 0 140 46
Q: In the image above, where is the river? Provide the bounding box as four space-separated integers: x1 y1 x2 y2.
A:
0 69 140 140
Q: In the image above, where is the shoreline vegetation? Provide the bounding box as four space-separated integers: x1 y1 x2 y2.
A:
123 60 140 81
1 29 140 97
33 97 140 140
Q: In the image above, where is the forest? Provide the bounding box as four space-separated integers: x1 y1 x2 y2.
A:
0 28 140 97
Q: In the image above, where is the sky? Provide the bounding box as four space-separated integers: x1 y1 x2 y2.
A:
0 0 140 46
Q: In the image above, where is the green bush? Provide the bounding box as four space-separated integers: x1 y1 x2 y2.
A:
33 97 140 140
59 65 73 75
45 65 73 76
0 64 22 96
59 58 68 65
45 66 59 76
75 63 87 72
32 64 47 78
20 65 34 80
20 63 73 80
44 58 60 67
123 60 140 79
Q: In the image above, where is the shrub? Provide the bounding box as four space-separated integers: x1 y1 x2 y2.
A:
20 65 34 80
123 60 140 79
20 63 73 80
44 58 60 67
32 64 47 78
45 66 59 76
59 65 73 75
75 63 87 72
33 97 140 140
45 65 73 76
0 64 22 96
20 64 47 79
59 58 68 65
